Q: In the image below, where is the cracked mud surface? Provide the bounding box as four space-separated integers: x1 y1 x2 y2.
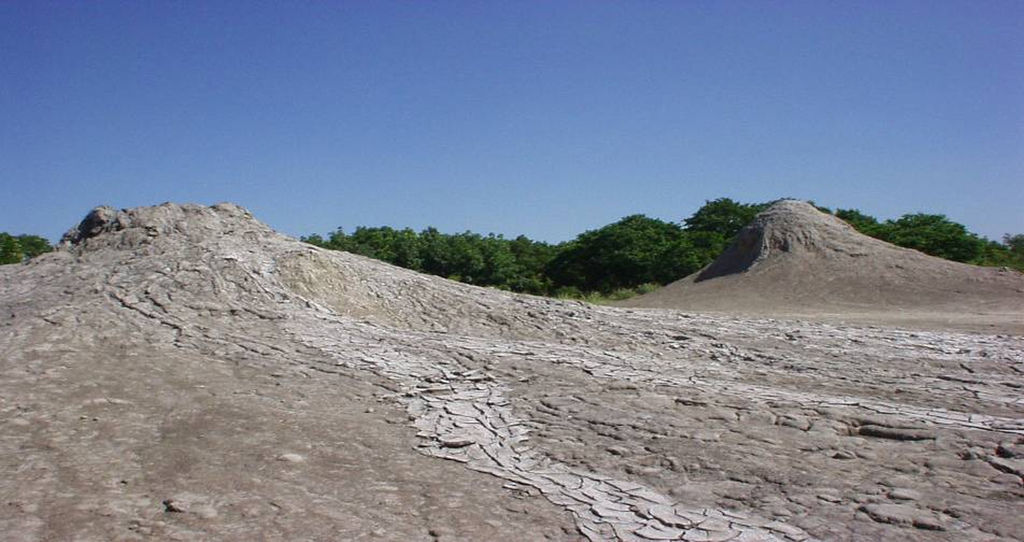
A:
2 203 1022 541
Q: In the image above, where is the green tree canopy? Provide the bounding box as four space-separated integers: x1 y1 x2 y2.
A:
834 209 883 236
0 233 53 264
683 198 768 240
302 226 557 294
1003 233 1024 255
875 213 985 263
545 215 693 293
0 233 22 264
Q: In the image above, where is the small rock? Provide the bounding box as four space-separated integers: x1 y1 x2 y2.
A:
162 499 185 513
959 447 988 460
996 441 1021 458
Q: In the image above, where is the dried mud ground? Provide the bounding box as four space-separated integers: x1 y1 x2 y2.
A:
1 204 1022 541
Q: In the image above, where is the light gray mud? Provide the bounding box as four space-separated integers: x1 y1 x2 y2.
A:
2 204 1021 541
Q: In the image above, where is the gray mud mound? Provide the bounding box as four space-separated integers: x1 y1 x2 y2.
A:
621 200 1024 331
2 202 1023 541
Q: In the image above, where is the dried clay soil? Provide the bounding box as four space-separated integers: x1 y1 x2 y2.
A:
1 202 1022 542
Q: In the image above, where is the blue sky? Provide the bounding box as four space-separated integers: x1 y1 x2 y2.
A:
2 1 1022 243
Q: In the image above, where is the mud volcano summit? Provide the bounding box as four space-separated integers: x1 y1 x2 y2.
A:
1 202 1022 541
623 200 1024 328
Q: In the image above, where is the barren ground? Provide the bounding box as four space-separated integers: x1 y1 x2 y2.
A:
1 203 1022 541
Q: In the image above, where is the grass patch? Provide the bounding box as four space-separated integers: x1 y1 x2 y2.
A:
554 283 661 305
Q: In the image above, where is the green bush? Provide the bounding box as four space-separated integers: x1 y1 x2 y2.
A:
634 282 661 295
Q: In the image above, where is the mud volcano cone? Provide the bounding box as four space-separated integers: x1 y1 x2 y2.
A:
621 200 1024 317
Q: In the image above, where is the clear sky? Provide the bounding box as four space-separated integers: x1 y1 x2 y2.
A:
2 1 1022 243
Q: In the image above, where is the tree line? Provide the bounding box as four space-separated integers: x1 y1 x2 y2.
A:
4 198 1022 300
301 198 1024 299
832 209 1023 268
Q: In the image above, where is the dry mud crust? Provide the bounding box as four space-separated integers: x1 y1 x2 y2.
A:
0 285 574 541
2 203 1023 541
